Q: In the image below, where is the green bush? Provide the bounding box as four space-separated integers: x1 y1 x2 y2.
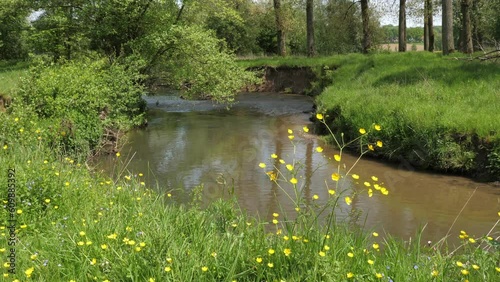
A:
12 57 146 155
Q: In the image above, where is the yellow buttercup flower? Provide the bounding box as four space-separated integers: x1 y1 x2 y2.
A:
372 243 379 250
359 128 366 134
371 176 378 181
116 152 121 157
271 153 278 159
472 264 480 270
256 257 263 263
461 269 469 275
316 147 323 153
286 164 294 171
375 273 383 279
201 266 208 272
376 140 383 147
367 259 374 265
374 124 381 131
328 189 335 195
431 270 439 276
318 251 326 257
313 194 319 200
268 249 275 255
468 238 476 243
284 248 291 256
351 174 360 180
368 189 373 197
334 154 341 162
287 129 293 134
331 173 340 181
259 163 266 168
347 252 354 258
290 178 298 184
165 266 172 272
456 261 463 267
368 144 374 151
273 213 279 217
267 262 274 268
345 197 352 205
347 272 354 278
25 267 34 277
288 135 294 140
279 159 285 164
303 126 309 132
316 113 323 120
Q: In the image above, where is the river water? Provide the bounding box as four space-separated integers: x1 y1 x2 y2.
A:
97 92 499 244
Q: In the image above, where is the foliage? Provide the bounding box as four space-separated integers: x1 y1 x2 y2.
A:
11 57 146 155
0 0 30 60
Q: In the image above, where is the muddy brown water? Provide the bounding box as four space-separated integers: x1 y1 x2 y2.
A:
97 92 499 245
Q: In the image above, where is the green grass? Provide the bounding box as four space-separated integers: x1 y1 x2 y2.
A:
240 52 500 179
0 61 28 94
1 113 499 281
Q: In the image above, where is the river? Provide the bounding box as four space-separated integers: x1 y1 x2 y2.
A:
97 92 499 245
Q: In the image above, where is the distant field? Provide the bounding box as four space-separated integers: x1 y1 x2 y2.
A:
379 43 425 52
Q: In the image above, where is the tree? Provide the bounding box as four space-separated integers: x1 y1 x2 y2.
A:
460 0 473 53
442 0 454 55
306 0 315 57
0 0 30 60
361 0 371 53
273 0 286 56
398 0 407 52
423 0 434 51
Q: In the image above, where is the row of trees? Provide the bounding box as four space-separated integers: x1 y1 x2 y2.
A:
1 0 500 62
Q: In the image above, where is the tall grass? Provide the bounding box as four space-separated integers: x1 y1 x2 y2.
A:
1 111 499 281
0 61 28 94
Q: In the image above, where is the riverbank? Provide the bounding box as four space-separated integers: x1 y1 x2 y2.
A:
1 58 499 281
239 52 500 181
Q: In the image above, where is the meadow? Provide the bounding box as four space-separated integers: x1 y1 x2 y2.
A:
0 56 499 281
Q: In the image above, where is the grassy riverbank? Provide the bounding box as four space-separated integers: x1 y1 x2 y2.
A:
1 58 499 281
240 52 500 181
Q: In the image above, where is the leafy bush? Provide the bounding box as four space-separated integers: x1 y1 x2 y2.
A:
13 57 146 155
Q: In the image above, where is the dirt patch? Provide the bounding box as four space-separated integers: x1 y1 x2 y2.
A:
246 66 317 95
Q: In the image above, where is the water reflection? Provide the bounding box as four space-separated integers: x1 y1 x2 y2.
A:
98 93 499 245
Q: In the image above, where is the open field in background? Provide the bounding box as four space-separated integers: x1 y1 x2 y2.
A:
379 43 425 52
0 61 28 94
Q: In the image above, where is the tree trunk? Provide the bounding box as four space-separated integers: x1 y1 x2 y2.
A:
273 0 286 56
461 0 473 54
361 0 370 53
306 0 315 57
398 0 406 52
428 0 434 52
442 0 454 55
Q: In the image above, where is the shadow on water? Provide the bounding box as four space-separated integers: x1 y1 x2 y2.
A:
96 92 499 245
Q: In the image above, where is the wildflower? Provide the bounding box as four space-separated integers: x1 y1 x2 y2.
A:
376 141 383 147
259 163 266 168
79 231 86 236
268 249 275 255
65 182 70 186
279 159 285 164
268 262 275 268
288 135 294 140
352 174 360 180
165 266 172 272
324 245 330 251
149 278 155 282
368 189 373 197
319 251 326 257
256 257 263 263
107 233 118 239
456 261 464 267
334 154 341 162
271 153 278 159
16 209 22 215
295 207 300 212
266 171 277 181
25 267 34 277
85 241 92 245
77 241 84 246
201 266 208 272
283 236 289 241
290 178 298 184
30 254 37 260
45 199 51 203
272 219 278 224
375 273 383 279
331 173 340 181
90 258 97 265
313 194 319 200
364 181 371 187
20 224 27 229
328 189 335 195
380 188 389 195
368 144 375 151
347 252 354 258
303 126 309 132
359 128 367 135
372 243 379 250
101 244 108 250
345 197 352 205
273 213 279 217
368 259 374 265
316 113 323 120
316 147 323 153
373 232 379 237
374 124 381 131
347 272 354 278
166 258 173 263
496 267 500 272
468 238 476 243
167 193 172 197
276 229 282 235
472 264 480 270
2 145 7 150
116 152 121 157
431 270 439 277
135 247 141 252
461 269 469 275
286 164 294 171
284 248 291 256
288 129 293 134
